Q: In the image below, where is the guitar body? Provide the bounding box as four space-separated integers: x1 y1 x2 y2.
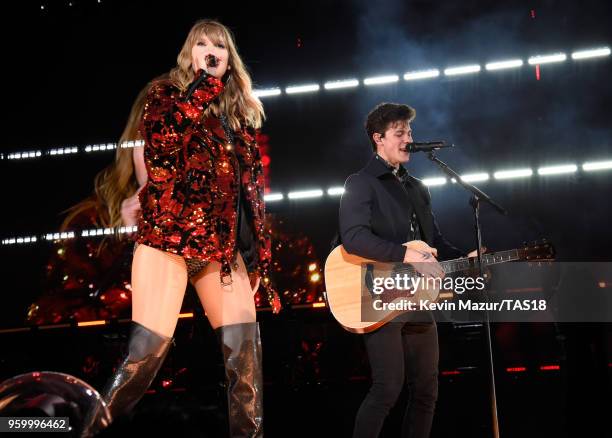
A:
324 245 439 334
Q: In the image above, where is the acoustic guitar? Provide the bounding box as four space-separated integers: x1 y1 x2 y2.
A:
324 240 555 333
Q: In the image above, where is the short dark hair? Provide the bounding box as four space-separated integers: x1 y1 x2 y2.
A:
365 102 416 151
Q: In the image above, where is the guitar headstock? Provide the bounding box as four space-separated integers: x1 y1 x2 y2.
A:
518 239 556 261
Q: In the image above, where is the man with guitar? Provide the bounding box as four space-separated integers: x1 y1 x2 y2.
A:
338 102 473 438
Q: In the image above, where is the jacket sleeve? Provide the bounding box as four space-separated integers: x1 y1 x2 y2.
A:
140 70 224 157
246 127 279 310
419 183 466 261
339 173 406 262
249 128 272 272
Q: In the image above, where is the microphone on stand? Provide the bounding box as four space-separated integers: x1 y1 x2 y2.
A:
406 142 454 153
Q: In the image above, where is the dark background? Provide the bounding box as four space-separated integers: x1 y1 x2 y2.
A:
0 1 610 436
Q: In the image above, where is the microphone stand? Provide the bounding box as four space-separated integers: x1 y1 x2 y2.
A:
426 150 507 438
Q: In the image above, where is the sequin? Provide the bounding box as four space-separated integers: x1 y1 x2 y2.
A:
136 70 276 306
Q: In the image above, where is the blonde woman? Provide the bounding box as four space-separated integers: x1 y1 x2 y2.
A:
101 20 278 437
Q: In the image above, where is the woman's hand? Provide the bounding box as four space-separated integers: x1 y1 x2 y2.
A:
120 186 144 227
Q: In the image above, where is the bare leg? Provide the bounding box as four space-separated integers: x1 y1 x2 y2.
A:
131 243 188 338
191 253 256 329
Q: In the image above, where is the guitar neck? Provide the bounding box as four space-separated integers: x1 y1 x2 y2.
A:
441 249 521 274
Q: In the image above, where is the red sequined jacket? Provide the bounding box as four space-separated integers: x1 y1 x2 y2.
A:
136 70 274 304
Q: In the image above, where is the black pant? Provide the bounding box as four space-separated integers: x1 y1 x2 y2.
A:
353 320 439 438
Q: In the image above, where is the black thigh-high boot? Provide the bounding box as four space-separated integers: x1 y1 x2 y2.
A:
101 321 173 422
215 322 264 438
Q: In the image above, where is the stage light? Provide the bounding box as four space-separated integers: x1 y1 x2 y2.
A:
539 365 560 371
310 273 321 282
363 75 399 86
324 79 359 90
327 187 345 196
49 147 78 156
81 227 116 237
308 263 317 272
403 69 440 81
528 53 567 65
77 320 106 327
44 232 75 241
494 168 533 179
444 65 481 76
5 151 42 160
288 189 324 199
254 88 282 98
571 47 610 60
583 160 612 171
485 59 524 71
264 193 284 202
1 236 38 245
537 164 577 175
120 140 145 148
458 173 489 182
422 177 447 186
285 84 320 94
85 143 117 153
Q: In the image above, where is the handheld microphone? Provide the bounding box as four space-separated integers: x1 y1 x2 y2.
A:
406 142 454 153
205 54 219 68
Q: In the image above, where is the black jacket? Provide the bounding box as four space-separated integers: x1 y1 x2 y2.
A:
339 155 465 262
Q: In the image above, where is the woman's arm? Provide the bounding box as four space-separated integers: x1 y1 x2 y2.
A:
140 70 224 155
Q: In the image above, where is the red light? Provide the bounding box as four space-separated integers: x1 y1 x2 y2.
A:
540 365 560 371
530 9 536 19
120 292 128 300
261 155 271 167
441 370 461 376
161 379 173 388
297 37 302 48
506 367 527 373
535 64 540 81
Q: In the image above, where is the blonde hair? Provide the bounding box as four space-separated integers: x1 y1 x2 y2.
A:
61 83 151 234
169 19 264 130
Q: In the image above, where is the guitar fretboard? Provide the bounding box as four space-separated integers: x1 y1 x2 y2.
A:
393 249 522 277
442 249 521 274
